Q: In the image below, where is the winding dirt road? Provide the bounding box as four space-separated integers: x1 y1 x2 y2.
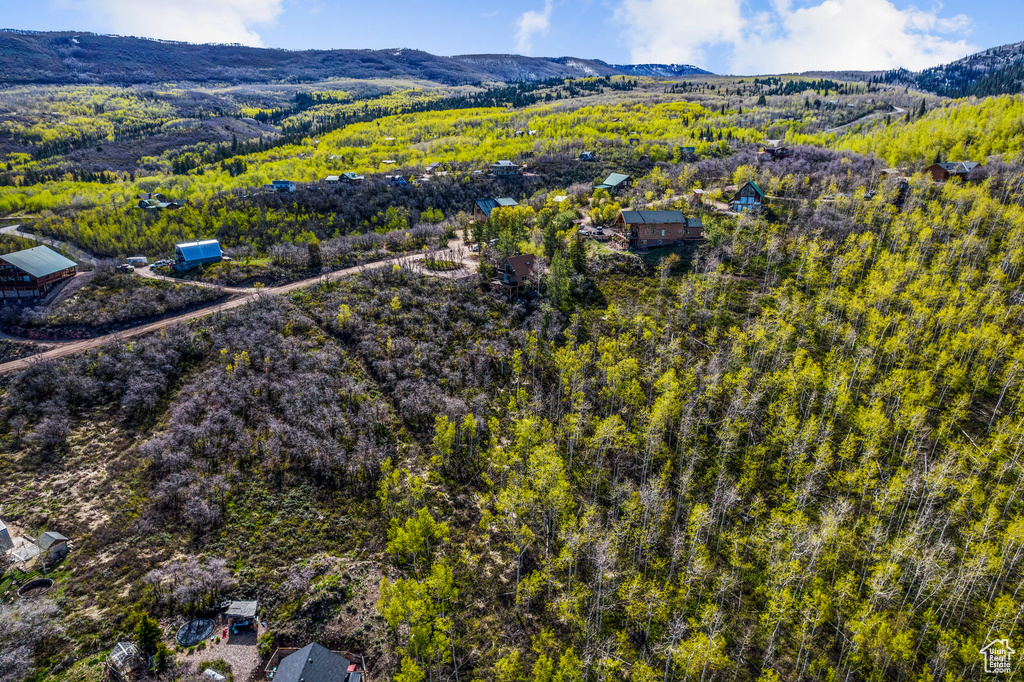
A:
0 242 474 376
824 106 906 135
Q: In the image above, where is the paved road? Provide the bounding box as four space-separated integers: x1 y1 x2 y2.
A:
0 242 472 375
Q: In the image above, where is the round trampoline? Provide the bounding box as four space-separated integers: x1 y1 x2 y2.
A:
176 618 214 647
18 578 53 599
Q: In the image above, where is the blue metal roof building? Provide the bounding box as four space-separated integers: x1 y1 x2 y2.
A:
174 240 222 271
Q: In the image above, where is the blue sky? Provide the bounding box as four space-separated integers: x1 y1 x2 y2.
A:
6 0 1024 74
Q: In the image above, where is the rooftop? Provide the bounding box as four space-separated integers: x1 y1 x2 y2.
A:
274 644 351 682
36 531 68 550
0 246 77 279
175 240 222 262
619 210 687 225
226 600 259 619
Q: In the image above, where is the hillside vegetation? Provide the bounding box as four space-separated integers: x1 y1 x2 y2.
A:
3 68 1024 682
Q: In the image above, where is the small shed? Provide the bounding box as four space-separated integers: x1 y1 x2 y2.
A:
226 600 258 630
36 531 68 562
107 641 146 682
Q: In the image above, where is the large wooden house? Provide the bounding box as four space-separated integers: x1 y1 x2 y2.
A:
613 211 704 250
0 246 77 301
491 160 522 177
924 162 980 182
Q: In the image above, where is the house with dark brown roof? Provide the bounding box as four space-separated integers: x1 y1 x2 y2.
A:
498 255 536 294
614 210 704 250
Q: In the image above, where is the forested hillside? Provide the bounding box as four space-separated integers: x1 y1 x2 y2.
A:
876 42 1024 97
2 66 1024 682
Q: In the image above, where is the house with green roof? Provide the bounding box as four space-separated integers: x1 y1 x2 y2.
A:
595 173 632 194
474 197 519 222
730 181 765 213
0 245 77 300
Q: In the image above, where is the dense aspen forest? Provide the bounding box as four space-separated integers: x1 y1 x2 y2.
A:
2 65 1024 682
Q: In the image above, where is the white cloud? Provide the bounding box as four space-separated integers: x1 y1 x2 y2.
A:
618 0 975 73
616 0 744 66
56 0 284 46
516 0 554 55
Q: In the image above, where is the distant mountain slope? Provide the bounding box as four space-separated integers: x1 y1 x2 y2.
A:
609 63 712 77
876 42 1024 97
0 30 712 85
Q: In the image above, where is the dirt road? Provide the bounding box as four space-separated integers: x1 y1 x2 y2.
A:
1 224 101 266
824 106 906 135
0 243 472 375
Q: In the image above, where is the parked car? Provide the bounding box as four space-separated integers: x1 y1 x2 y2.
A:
116 264 135 273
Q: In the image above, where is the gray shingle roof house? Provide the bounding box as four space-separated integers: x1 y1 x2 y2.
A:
273 644 352 682
924 162 980 181
0 245 77 300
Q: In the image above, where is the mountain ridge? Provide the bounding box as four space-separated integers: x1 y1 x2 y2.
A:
0 30 712 86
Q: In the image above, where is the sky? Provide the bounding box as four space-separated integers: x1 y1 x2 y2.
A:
4 0 1024 75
